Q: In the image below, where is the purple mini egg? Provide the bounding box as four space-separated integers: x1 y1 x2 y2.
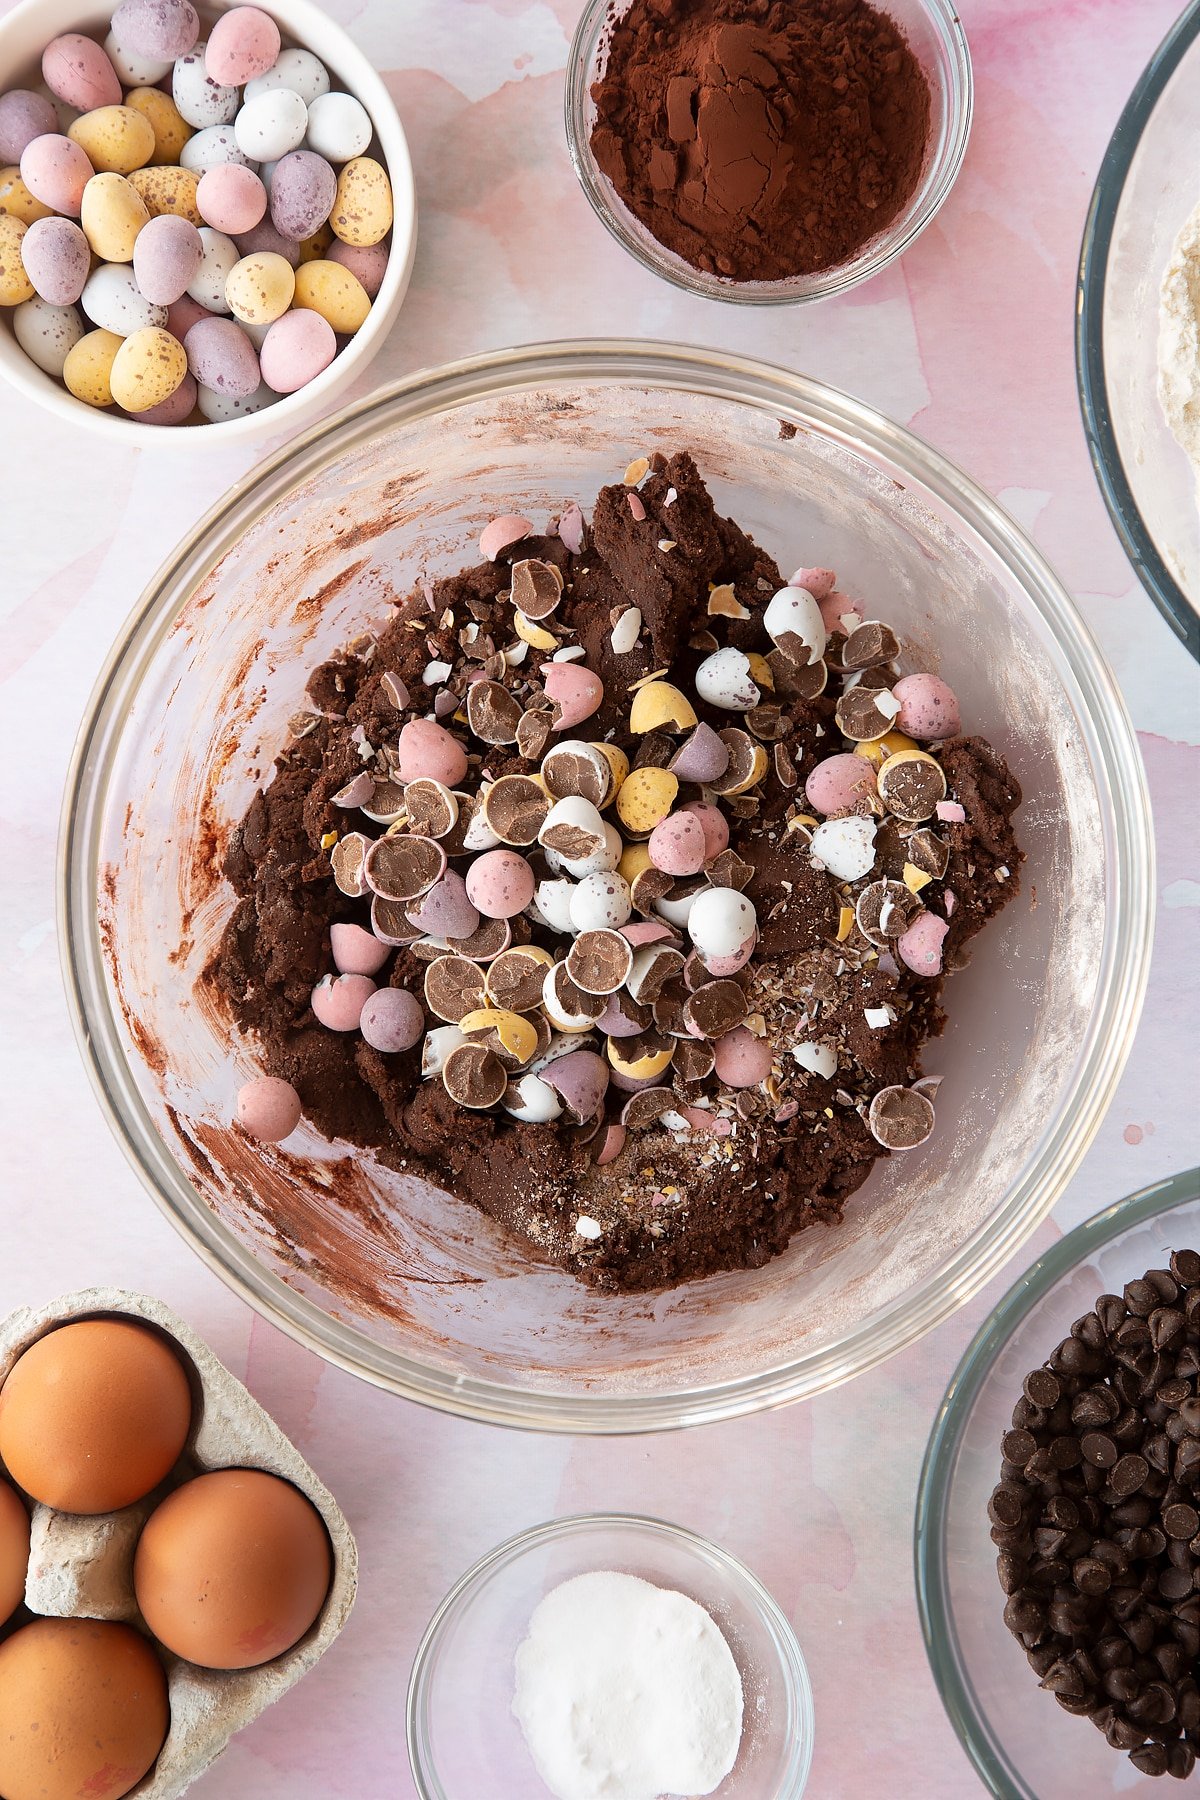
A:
0 90 58 164
805 752 877 817
406 871 479 941
133 213 203 304
330 921 391 976
359 987 424 1054
311 971 375 1031
327 238 388 299
42 35 122 112
269 149 336 243
197 163 267 236
258 306 335 393
183 315 260 398
20 135 94 217
236 1074 302 1142
234 216 300 268
539 1049 609 1121
136 370 197 424
166 293 212 339
206 6 281 85
112 0 200 62
21 216 89 305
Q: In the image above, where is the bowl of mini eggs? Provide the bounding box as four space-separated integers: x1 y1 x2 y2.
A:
0 0 416 443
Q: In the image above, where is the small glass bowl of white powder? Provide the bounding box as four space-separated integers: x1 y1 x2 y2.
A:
406 1513 814 1800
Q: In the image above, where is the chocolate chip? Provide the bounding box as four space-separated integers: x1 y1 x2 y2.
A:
704 849 754 890
424 954 486 1023
510 557 564 620
835 684 899 742
867 1084 935 1150
482 774 550 846
364 833 446 902
566 929 633 996
1164 1504 1200 1541
1111 1454 1149 1496
1170 1249 1200 1286
441 1042 507 1110
1025 1369 1062 1409
1002 1429 1038 1468
682 980 747 1040
841 620 900 669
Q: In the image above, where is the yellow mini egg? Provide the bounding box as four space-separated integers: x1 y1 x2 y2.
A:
329 156 393 247
618 839 653 885
514 611 557 651
225 251 295 325
615 766 679 836
128 164 201 224
297 221 332 263
110 326 187 413
123 87 192 165
69 105 156 176
0 166 53 226
720 741 769 796
590 741 628 799
745 651 774 692
458 1007 538 1068
854 728 917 769
80 173 150 263
628 679 698 735
293 259 370 334
0 215 33 306
63 328 123 407
607 1035 675 1081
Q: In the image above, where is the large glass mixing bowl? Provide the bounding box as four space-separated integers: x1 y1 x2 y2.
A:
61 343 1153 1431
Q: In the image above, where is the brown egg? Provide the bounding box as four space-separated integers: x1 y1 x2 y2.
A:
0 1318 192 1513
134 1467 332 1670
0 1618 169 1800
0 1475 29 1626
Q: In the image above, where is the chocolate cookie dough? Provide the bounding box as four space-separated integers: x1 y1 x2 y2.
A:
210 452 1021 1294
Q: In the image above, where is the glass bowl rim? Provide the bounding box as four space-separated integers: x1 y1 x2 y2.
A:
913 1165 1200 1798
563 0 974 306
1075 0 1200 663
59 337 1155 1434
404 1509 815 1800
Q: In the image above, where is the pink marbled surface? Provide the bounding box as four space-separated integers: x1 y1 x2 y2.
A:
0 0 1197 1794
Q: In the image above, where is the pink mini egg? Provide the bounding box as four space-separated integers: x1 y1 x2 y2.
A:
183 315 260 398
205 6 281 85
805 752 877 816
133 213 203 304
702 931 757 977
234 217 301 267
269 149 336 242
330 921 391 976
311 971 375 1031
595 1122 626 1166
166 293 212 339
111 0 200 61
648 811 706 877
713 1026 773 1089
396 719 468 786
20 216 89 305
618 921 678 948
679 798 729 861
544 662 603 731
42 35 122 112
897 912 949 977
680 1105 732 1136
819 590 865 634
236 1074 302 1142
0 90 58 164
608 1067 662 1095
464 850 535 920
258 306 335 393
936 799 966 824
479 514 531 562
594 994 645 1039
788 565 836 601
21 134 94 217
136 371 197 423
197 163 267 235
359 987 424 1054
892 673 961 740
327 237 388 299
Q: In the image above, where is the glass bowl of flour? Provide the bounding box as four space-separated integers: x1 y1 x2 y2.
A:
1078 2 1200 662
406 1513 814 1798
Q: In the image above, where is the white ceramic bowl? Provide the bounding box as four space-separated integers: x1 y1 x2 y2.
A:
0 0 416 447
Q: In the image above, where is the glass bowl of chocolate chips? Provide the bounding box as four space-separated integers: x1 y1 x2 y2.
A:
916 1169 1200 1796
62 341 1151 1430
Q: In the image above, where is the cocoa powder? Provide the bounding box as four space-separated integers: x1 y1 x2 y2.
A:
590 0 932 283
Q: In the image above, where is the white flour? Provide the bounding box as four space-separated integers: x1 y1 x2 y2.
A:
512 1570 744 1800
1158 198 1200 492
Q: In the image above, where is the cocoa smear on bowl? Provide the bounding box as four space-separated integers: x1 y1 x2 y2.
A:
589 0 933 284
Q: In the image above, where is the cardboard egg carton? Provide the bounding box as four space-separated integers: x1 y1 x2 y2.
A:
0 1289 357 1799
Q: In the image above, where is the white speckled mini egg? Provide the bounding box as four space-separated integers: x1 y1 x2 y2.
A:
234 89 308 163
568 871 632 933
13 294 84 374
686 887 757 959
180 124 255 174
196 378 275 421
809 815 877 882
694 646 760 711
80 262 167 334
172 46 239 130
244 48 330 107
185 225 238 311
762 586 828 665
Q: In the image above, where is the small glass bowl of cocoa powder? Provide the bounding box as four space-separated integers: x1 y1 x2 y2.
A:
566 0 972 303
